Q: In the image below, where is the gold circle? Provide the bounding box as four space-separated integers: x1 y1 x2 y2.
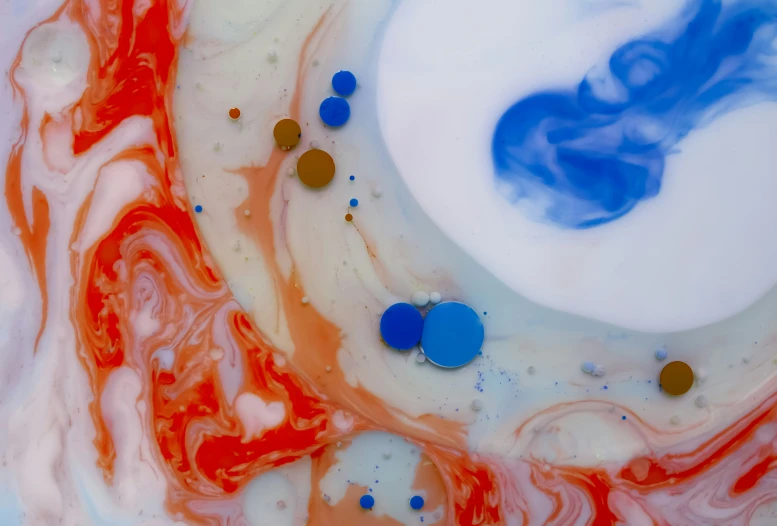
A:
274 119 301 149
345 213 353 222
228 107 241 120
659 361 694 396
297 149 335 188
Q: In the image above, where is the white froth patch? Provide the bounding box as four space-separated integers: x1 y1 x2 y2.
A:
320 432 444 524
378 0 777 332
242 457 311 526
234 392 286 442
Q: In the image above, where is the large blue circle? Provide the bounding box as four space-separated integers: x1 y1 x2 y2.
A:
380 303 423 350
409 495 425 510
319 97 350 127
332 70 357 96
359 494 375 510
421 302 484 368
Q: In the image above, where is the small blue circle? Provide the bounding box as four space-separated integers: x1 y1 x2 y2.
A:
350 198 359 207
622 415 627 420
380 303 423 350
194 205 203 213
319 97 350 127
655 348 668 361
359 494 375 510
410 496 425 510
349 175 355 181
421 302 484 368
332 70 357 96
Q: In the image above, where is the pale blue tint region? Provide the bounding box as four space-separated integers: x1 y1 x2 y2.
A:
492 0 777 229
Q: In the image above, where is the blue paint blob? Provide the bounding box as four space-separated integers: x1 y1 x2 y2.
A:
622 415 627 420
350 198 359 207
332 70 357 96
410 496 425 510
350 175 356 181
492 0 777 229
194 205 203 213
421 302 484 368
359 494 375 510
319 97 351 127
380 303 423 350
655 347 668 361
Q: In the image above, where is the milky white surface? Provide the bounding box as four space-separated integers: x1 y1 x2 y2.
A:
377 0 777 333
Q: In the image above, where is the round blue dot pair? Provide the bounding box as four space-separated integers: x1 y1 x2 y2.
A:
319 97 350 127
349 198 359 207
359 494 375 510
421 302 484 368
332 70 357 96
380 303 423 350
194 205 203 213
410 495 425 510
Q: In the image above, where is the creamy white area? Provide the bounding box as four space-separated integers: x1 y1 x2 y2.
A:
242 457 311 526
234 392 285 441
377 0 777 333
319 432 444 525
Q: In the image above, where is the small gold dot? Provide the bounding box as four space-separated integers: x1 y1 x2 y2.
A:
228 107 241 120
345 213 353 222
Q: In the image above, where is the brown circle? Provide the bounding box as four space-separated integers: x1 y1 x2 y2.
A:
660 361 694 396
274 119 301 149
345 213 353 222
228 107 241 120
297 149 335 188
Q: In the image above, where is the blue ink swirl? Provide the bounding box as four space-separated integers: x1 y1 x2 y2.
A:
492 0 777 229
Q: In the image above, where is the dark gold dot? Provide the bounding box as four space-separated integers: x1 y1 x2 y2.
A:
273 119 301 149
297 149 335 188
660 361 694 396
228 107 241 120
345 213 353 222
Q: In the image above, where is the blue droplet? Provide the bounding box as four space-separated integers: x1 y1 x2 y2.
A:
349 175 355 181
194 205 203 213
655 347 668 361
603 385 609 390
349 198 359 207
492 0 777 229
421 302 484 368
359 494 375 510
622 415 627 420
410 495 425 510
380 303 423 350
319 97 350 127
332 70 357 96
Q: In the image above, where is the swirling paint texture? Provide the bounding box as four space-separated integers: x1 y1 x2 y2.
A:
493 0 777 228
3 0 777 524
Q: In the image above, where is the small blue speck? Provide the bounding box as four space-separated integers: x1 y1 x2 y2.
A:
194 205 203 213
603 385 608 390
359 494 375 509
332 70 357 96
350 175 355 181
622 415 627 420
350 198 359 207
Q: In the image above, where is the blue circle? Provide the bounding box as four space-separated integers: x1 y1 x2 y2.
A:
194 205 203 213
350 198 359 207
410 496 425 510
421 302 484 368
349 175 355 181
380 303 423 350
332 70 357 96
359 494 375 510
319 97 350 127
